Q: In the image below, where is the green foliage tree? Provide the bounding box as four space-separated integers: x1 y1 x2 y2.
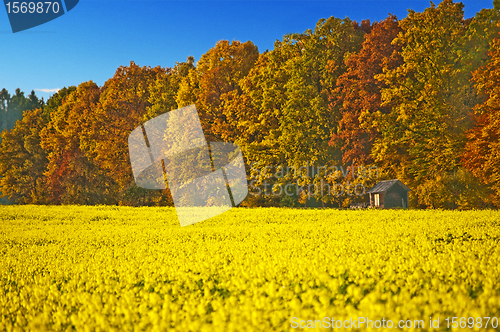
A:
242 17 366 207
373 0 493 208
0 88 42 142
418 167 491 209
0 88 43 204
146 56 195 121
7 89 42 130
0 108 48 203
0 89 9 136
42 86 77 121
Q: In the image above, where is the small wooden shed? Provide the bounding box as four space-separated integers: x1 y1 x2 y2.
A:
366 179 410 209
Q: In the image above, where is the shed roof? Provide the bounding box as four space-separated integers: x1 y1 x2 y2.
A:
366 179 410 194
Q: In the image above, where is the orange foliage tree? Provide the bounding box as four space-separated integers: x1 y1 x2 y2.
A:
329 15 402 166
463 27 500 206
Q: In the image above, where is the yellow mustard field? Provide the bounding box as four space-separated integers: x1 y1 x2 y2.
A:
1 206 500 331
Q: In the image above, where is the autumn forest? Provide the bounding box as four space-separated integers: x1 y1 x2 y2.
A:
1 0 499 209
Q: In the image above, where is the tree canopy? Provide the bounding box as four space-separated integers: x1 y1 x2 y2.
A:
1 0 499 209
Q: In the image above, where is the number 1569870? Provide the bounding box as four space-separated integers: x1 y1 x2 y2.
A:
5 2 60 14
445 317 499 329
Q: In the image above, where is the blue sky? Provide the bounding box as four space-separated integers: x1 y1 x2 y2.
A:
0 0 495 101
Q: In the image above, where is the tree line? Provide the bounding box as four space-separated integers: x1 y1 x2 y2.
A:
1 0 499 209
